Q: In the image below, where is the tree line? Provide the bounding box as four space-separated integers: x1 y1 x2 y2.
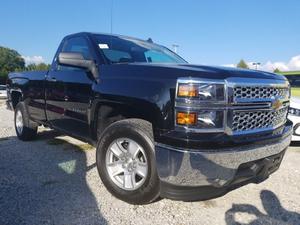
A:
0 46 50 84
236 59 281 73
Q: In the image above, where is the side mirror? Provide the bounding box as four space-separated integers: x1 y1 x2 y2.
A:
57 52 99 80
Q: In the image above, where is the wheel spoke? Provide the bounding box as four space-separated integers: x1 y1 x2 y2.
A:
128 141 140 158
123 171 135 189
107 162 124 177
110 142 125 158
136 162 147 178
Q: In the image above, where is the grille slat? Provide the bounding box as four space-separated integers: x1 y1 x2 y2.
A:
234 86 289 100
232 107 288 133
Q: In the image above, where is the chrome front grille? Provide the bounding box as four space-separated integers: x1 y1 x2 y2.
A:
230 78 290 134
174 77 290 135
234 86 289 100
232 107 288 133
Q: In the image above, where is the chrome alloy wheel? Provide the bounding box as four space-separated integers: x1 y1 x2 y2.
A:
16 110 23 134
105 138 148 191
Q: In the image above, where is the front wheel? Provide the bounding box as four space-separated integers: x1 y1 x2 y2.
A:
14 103 38 141
96 119 160 204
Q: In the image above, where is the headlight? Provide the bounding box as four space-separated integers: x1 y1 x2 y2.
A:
177 82 225 101
176 110 224 129
289 107 300 116
197 110 224 129
175 79 226 132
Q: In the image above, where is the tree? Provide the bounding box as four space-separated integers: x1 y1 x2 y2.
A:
237 59 249 69
0 46 25 84
273 68 281 73
26 63 50 71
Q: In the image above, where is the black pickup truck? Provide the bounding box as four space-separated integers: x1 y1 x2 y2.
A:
6 32 292 204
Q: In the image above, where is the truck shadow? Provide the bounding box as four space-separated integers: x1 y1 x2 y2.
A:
0 130 107 225
225 190 300 225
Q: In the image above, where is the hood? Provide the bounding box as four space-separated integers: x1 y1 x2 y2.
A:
118 63 287 81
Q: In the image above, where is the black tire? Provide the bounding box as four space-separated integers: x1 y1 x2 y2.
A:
96 119 160 204
14 102 38 141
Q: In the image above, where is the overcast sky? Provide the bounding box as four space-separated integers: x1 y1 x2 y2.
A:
1 0 300 71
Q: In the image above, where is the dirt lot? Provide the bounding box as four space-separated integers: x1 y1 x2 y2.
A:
0 100 299 225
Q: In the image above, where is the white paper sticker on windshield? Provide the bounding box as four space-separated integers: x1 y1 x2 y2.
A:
98 44 109 49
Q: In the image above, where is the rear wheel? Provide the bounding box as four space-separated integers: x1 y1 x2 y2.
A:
96 119 160 204
14 103 38 141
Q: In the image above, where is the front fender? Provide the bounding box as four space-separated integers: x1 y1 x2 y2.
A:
90 75 176 140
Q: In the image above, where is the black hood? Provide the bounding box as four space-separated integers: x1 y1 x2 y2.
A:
106 63 286 81
138 63 286 80
181 64 284 79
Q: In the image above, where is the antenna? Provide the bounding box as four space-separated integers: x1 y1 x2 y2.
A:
110 0 114 34
172 44 179 53
147 38 153 43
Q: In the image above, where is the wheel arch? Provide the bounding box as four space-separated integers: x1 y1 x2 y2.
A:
90 99 163 140
11 90 23 109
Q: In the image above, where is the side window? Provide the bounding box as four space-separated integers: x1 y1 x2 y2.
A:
58 37 92 71
102 49 132 63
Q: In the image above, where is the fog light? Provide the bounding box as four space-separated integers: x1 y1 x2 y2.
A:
176 112 197 125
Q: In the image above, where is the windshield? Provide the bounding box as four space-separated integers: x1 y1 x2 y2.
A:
93 34 187 64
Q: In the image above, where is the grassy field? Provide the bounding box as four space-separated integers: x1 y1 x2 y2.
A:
291 87 300 97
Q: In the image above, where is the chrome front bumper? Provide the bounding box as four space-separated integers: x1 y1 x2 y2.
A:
155 128 292 188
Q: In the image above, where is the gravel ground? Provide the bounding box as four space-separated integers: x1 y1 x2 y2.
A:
0 100 299 225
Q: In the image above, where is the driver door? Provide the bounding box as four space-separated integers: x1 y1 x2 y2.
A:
45 36 94 138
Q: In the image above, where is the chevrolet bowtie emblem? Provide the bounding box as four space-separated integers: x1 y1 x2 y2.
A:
272 99 283 110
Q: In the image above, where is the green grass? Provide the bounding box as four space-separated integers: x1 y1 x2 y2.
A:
47 138 65 145
76 143 94 151
291 87 300 97
47 138 94 152
279 71 300 76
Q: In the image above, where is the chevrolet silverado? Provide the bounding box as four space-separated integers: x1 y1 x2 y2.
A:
6 32 292 204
